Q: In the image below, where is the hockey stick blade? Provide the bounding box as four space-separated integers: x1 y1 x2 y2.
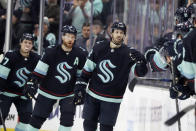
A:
165 104 196 126
128 78 138 92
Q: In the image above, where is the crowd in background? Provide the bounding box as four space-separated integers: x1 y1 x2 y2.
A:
0 0 194 55
0 0 115 53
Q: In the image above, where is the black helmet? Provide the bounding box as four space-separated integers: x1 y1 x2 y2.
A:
159 40 177 58
62 25 77 36
175 7 189 23
111 21 126 34
20 33 34 43
154 32 173 49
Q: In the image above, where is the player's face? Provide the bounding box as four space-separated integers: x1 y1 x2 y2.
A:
111 29 125 45
62 33 76 48
20 39 33 53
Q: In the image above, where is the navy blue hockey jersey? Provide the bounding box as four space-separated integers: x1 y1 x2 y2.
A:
177 28 196 80
0 50 40 96
33 45 87 99
80 41 147 103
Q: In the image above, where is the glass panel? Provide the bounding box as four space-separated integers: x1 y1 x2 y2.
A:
126 0 178 87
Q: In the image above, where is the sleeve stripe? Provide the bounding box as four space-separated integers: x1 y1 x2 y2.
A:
187 79 194 83
34 60 49 76
152 59 165 71
82 69 91 75
33 72 45 78
0 65 11 79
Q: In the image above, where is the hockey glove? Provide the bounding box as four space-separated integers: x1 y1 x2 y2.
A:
23 80 38 100
73 81 87 105
170 83 191 100
169 87 179 99
178 93 190 100
144 47 159 62
130 49 146 64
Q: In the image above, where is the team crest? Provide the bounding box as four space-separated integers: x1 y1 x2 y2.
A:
14 67 31 87
97 60 116 83
55 62 72 84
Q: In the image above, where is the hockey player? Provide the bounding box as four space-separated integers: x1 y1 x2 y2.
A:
73 21 148 131
144 4 196 100
0 33 40 131
176 3 196 97
25 25 87 131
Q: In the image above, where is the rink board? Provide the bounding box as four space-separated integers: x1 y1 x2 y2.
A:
1 85 196 131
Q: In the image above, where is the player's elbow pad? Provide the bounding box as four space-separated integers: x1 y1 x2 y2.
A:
135 62 148 77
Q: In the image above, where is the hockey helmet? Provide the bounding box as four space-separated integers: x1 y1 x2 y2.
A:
159 40 176 58
20 33 35 43
154 32 173 49
61 25 77 36
175 7 189 24
111 21 126 34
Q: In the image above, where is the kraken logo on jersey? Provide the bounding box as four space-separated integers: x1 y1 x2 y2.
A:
14 68 31 87
55 62 73 84
98 60 116 83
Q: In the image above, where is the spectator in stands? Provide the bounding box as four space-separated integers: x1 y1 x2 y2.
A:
92 19 105 42
67 0 103 36
63 0 73 25
19 0 35 34
33 17 56 52
30 0 40 24
85 19 106 51
0 9 23 52
45 0 60 38
99 0 113 25
75 22 90 50
103 16 113 41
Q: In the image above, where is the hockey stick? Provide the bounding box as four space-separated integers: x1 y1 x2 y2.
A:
128 77 172 92
128 78 138 92
165 104 196 126
0 101 6 131
170 60 181 131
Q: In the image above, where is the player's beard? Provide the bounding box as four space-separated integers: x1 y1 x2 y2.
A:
63 41 74 49
111 36 124 45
